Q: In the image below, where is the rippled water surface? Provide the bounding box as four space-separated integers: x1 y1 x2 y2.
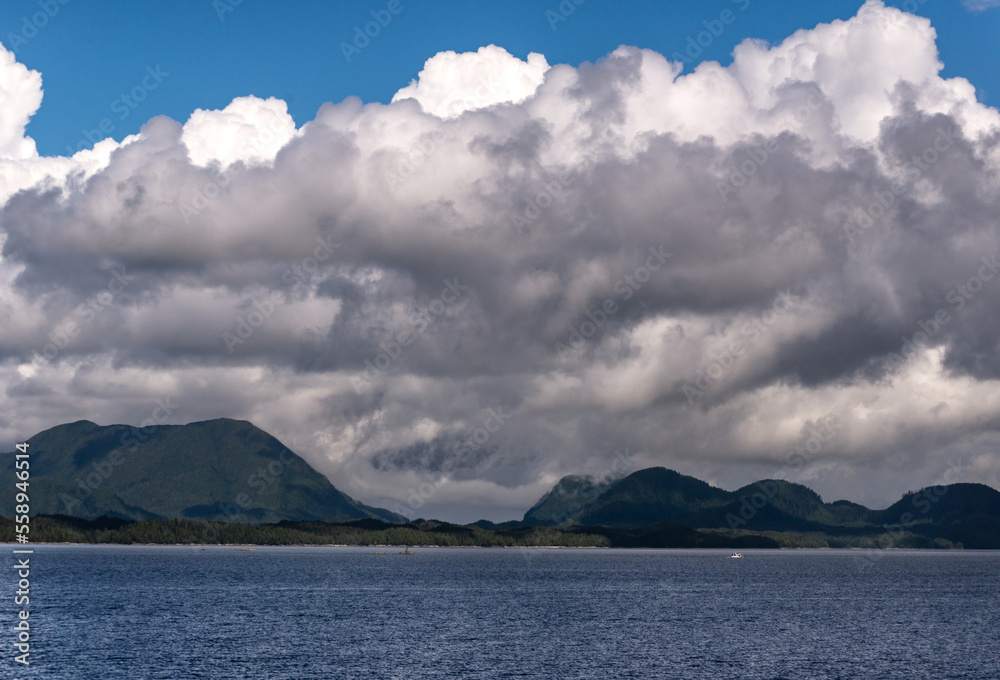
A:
5 546 999 679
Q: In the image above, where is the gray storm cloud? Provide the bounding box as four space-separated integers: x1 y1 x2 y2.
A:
1 1 999 522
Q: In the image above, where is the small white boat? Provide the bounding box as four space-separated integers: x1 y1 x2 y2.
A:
730 552 744 559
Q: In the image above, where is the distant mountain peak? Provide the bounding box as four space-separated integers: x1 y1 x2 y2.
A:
523 473 613 526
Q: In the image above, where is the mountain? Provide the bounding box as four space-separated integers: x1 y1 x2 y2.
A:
871 483 1000 549
522 474 613 526
2 418 405 524
523 467 1000 548
574 467 732 527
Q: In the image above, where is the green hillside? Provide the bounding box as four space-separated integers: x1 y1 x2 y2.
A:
2 418 404 524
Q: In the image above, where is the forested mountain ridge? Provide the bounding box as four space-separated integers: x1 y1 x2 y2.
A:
2 418 405 524
523 467 1000 548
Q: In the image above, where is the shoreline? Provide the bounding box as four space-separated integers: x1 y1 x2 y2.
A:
4 542 996 551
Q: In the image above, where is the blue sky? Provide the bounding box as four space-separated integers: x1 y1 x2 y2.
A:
3 0 998 157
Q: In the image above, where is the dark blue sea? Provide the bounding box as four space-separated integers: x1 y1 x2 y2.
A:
4 546 999 679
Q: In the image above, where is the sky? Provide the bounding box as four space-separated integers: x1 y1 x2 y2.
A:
1 0 1000 523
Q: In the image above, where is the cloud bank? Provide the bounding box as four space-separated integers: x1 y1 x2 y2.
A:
1 1 999 522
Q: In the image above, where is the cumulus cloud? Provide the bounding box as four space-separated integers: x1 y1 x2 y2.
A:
0 43 41 160
391 45 550 118
181 96 298 167
1 1 999 521
0 43 133 209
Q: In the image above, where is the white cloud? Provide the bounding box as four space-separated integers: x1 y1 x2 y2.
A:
181 95 298 167
0 42 41 160
0 42 137 206
392 44 550 118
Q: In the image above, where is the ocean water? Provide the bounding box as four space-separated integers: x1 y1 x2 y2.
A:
5 546 999 679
